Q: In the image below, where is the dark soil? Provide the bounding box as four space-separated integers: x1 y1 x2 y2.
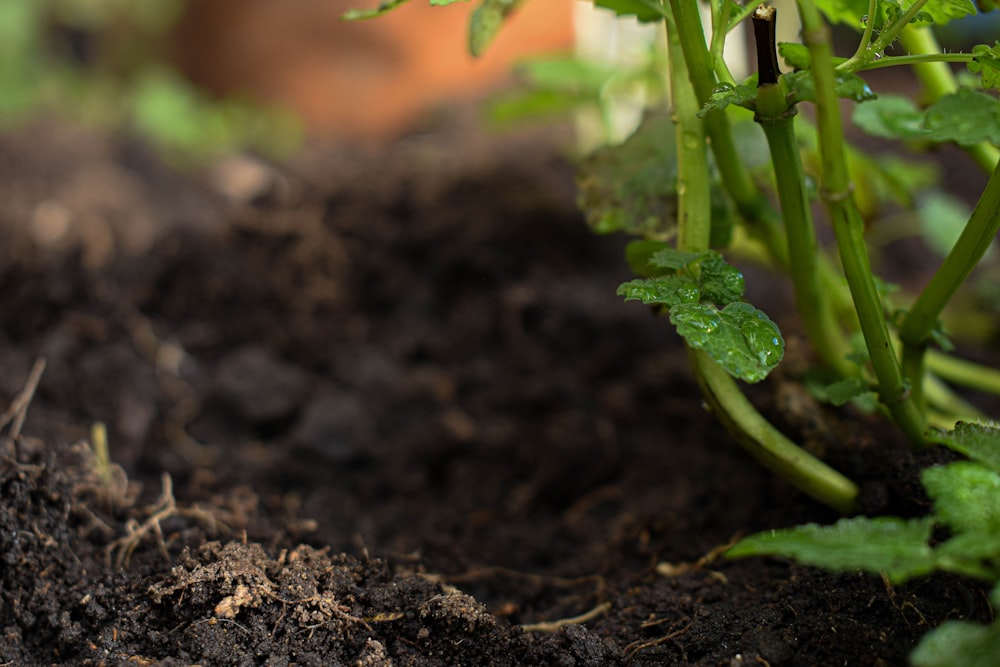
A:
0 118 992 666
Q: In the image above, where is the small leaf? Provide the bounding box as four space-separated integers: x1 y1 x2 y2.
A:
927 421 1000 472
969 42 1000 91
671 302 783 383
649 247 704 270
779 42 811 70
911 616 1000 667
855 89 1000 146
468 0 519 58
696 252 745 305
700 82 757 116
592 0 665 22
814 376 872 406
923 462 1000 538
785 69 877 105
919 191 977 258
617 276 700 307
342 0 413 20
576 114 680 236
727 516 938 584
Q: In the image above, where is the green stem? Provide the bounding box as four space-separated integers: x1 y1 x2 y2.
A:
847 52 976 71
796 0 926 445
666 11 711 251
870 0 931 54
928 350 1000 397
753 7 850 374
667 0 785 258
843 0 878 67
899 158 1000 405
664 6 857 514
690 349 858 513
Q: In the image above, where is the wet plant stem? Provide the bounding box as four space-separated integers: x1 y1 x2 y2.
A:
752 6 850 375
665 9 857 514
900 158 1000 411
796 0 926 445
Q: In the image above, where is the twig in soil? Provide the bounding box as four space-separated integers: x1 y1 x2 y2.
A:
520 601 611 633
108 473 229 568
0 357 46 442
655 537 740 583
623 618 695 663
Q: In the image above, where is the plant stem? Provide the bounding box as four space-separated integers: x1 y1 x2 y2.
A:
900 158 1000 408
664 6 857 514
752 6 850 375
666 0 785 258
666 10 711 251
690 349 858 513
928 350 1000 397
796 0 926 445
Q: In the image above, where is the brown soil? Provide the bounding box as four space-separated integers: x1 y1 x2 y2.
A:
0 117 991 666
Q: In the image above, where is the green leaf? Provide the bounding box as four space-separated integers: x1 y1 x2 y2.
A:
923 462 1000 536
927 421 1000 472
911 614 1000 667
727 516 938 584
855 89 1000 146
468 0 519 57
671 302 784 383
970 42 1000 91
778 43 812 70
814 376 872 406
904 0 976 25
785 69 877 105
918 191 977 258
648 247 705 270
342 0 413 20
576 114 680 236
617 276 701 307
592 0 666 22
700 82 757 115
696 252 745 305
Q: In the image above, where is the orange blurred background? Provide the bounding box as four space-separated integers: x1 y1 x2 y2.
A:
173 0 575 139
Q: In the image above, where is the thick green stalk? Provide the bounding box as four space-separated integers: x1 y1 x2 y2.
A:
900 158 1000 406
753 7 850 374
690 350 857 514
664 9 858 514
666 11 710 252
796 0 926 445
667 0 785 258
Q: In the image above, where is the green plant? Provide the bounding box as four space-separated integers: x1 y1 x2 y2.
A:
346 0 1000 508
729 421 1000 666
345 1 1000 658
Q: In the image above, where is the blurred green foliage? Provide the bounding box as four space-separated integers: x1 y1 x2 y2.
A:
0 0 301 162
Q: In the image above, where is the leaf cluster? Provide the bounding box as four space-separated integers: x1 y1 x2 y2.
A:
618 247 784 383
728 422 1000 665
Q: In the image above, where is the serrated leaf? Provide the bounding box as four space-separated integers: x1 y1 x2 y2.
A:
779 42 811 70
727 516 938 583
625 240 671 277
341 0 413 20
927 421 1000 472
911 616 1000 667
814 0 975 27
970 42 1000 91
907 0 977 25
785 69 877 104
576 115 680 236
855 89 1000 146
696 252 746 305
923 462 1000 537
700 82 757 116
592 0 666 22
817 376 872 406
617 276 701 307
671 302 783 383
649 247 704 270
468 0 519 57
